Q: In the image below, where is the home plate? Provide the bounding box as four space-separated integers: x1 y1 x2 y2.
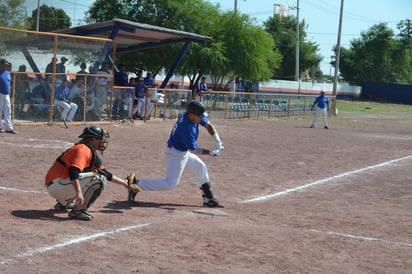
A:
192 209 229 217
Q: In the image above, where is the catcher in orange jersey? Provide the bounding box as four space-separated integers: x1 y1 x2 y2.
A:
45 126 137 220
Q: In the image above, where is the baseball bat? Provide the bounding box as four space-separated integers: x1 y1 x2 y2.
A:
56 106 69 129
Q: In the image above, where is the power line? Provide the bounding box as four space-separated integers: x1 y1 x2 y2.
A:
58 0 90 8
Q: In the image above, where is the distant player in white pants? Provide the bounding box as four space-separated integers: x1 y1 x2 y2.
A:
310 90 329 129
128 101 225 207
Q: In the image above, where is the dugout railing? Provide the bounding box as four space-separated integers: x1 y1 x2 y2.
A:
3 27 335 125
11 81 336 124
138 89 336 121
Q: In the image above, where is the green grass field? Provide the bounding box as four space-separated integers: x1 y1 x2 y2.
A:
337 100 412 113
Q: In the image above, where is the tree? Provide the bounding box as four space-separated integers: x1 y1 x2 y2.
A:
339 22 412 85
0 0 27 29
28 4 71 32
208 12 280 84
87 0 216 78
263 14 321 80
395 19 412 83
86 0 281 91
86 0 128 23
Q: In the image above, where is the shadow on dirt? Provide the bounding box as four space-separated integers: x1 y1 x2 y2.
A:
105 200 201 210
11 209 68 221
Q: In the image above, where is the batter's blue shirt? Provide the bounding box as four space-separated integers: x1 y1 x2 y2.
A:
0 70 11 95
167 111 208 151
313 95 329 109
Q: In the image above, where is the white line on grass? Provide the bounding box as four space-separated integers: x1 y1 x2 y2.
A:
241 155 412 203
0 223 151 265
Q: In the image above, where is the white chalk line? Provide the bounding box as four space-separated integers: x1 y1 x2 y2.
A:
0 186 44 194
0 136 72 149
0 223 151 265
0 137 72 194
241 155 412 203
307 228 412 248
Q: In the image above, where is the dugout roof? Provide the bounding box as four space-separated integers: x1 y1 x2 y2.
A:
55 18 212 53
54 18 212 87
4 19 212 87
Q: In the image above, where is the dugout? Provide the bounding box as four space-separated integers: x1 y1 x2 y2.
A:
1 19 211 123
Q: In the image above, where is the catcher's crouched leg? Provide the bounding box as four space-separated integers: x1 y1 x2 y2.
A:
69 174 106 221
127 173 142 202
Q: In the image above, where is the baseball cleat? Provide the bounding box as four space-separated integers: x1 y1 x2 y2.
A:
203 198 224 208
68 209 93 221
128 189 137 202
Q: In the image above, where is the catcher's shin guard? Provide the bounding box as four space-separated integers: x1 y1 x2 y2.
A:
81 176 106 209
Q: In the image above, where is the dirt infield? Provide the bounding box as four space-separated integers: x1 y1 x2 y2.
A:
0 112 411 273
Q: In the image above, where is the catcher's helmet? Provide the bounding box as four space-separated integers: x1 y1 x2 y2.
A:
79 126 110 152
187 101 207 118
79 125 107 140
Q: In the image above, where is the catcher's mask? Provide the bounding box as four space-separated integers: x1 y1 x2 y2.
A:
79 125 110 152
187 100 207 118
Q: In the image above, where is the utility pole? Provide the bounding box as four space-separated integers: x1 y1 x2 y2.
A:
295 0 300 92
36 0 40 31
332 0 344 116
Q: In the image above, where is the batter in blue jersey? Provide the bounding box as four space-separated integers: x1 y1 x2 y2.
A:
128 101 225 207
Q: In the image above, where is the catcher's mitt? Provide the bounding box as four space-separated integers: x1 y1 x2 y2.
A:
126 173 142 193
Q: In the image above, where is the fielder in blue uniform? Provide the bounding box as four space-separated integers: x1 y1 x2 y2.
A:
128 100 225 207
310 90 329 129
0 59 17 134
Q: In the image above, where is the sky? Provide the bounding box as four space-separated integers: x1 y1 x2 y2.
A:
26 0 411 75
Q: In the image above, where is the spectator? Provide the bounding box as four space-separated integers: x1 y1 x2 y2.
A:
56 56 68 84
31 79 52 104
195 76 211 102
54 79 78 122
93 62 111 119
69 77 93 121
45 57 57 83
133 69 143 82
112 64 129 119
132 77 146 120
143 71 156 119
14 64 31 107
76 62 88 82
122 77 135 120
0 59 17 134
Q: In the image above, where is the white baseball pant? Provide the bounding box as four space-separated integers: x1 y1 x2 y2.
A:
138 146 209 191
311 106 328 127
